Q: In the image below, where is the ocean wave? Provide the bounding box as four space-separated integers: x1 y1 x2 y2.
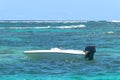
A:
0 20 43 23
0 26 51 30
109 20 120 23
0 25 86 30
0 27 5 29
55 25 86 29
9 26 51 29
107 31 114 34
0 20 88 23
0 21 7 23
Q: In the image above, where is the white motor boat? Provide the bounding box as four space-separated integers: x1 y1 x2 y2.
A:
24 48 85 60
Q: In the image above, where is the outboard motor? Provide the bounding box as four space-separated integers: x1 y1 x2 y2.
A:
84 45 96 60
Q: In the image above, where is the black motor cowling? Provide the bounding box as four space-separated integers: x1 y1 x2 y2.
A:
84 46 96 60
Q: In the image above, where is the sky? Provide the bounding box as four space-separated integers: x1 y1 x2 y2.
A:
0 0 120 20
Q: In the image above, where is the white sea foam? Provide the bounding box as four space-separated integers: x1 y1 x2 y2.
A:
0 26 51 30
8 27 30 29
0 25 86 30
109 20 120 23
107 31 114 34
55 25 86 29
51 47 61 51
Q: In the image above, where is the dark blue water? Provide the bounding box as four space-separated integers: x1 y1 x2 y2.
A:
0 20 120 80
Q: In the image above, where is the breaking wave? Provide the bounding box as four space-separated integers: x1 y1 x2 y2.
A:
0 25 86 30
108 20 120 23
55 25 86 29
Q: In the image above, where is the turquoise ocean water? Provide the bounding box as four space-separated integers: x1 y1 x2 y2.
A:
0 20 120 80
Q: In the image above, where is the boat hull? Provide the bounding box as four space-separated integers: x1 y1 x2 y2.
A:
24 50 85 60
